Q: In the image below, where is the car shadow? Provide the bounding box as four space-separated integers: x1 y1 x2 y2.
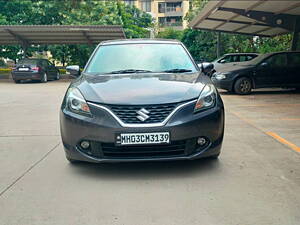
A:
219 88 299 96
69 158 222 180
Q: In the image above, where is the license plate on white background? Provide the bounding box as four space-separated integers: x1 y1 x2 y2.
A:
116 132 170 145
18 68 29 71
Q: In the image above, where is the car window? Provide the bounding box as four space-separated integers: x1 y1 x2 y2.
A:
231 55 239 62
86 43 197 74
264 54 287 67
41 60 49 67
219 55 232 63
248 55 257 60
17 59 38 65
287 53 300 67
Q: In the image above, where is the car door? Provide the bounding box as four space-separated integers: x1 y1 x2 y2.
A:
286 52 300 87
254 53 288 88
44 60 56 78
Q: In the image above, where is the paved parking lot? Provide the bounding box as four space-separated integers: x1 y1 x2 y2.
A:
0 80 299 225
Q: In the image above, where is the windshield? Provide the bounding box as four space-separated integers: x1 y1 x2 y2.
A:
85 43 197 74
17 59 38 65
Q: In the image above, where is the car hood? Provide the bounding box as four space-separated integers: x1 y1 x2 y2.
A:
74 72 208 105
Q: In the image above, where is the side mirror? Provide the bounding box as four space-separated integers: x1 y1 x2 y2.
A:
200 62 214 75
66 65 80 77
219 59 226 64
260 62 268 67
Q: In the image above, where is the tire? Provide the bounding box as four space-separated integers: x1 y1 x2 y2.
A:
14 80 21 84
55 71 60 80
234 77 252 95
40 72 47 83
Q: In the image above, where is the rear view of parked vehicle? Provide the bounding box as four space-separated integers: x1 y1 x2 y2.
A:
11 58 60 83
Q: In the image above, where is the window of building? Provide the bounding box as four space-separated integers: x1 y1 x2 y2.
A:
166 2 182 12
158 2 165 13
141 0 151 12
124 0 135 6
159 16 182 26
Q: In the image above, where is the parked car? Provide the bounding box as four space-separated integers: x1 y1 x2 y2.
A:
11 58 60 83
212 53 259 73
60 39 224 164
211 51 300 94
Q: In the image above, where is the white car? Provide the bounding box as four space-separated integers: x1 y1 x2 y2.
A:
212 53 259 72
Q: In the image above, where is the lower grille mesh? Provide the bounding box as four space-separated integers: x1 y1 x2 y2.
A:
101 141 186 158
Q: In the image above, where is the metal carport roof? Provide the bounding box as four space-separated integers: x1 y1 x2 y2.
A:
0 25 125 46
189 0 300 38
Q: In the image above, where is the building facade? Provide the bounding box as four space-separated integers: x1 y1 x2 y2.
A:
124 0 190 29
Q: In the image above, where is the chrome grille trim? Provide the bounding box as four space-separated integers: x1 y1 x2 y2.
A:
88 99 197 128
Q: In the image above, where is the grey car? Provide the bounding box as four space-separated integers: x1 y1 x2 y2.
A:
11 58 60 83
60 39 224 163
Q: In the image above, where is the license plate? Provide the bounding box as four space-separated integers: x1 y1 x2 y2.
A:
18 68 29 71
116 132 170 146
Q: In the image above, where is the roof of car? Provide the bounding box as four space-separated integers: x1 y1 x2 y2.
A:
223 53 259 56
100 38 181 45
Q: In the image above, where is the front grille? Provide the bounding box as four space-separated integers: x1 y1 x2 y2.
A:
107 103 178 124
101 141 186 158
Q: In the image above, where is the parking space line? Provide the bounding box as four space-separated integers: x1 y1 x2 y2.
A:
0 142 61 197
266 132 300 153
231 111 300 153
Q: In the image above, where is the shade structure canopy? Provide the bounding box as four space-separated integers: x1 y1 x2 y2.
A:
189 0 300 37
0 25 126 46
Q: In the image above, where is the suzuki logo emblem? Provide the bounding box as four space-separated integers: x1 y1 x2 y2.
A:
136 108 150 121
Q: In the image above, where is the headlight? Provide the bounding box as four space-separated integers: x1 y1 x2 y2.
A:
194 84 216 113
213 72 228 80
65 87 91 116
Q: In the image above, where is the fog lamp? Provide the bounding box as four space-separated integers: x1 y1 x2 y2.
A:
80 140 90 149
197 137 207 146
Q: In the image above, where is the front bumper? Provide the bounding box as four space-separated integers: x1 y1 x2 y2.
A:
211 77 233 91
60 99 224 163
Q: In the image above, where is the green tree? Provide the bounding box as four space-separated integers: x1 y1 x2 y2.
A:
0 0 153 66
156 28 183 40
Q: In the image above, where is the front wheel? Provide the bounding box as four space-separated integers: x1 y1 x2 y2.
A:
14 79 21 84
234 77 252 95
40 73 47 83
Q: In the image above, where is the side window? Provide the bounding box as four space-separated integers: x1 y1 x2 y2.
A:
287 53 300 67
247 55 256 61
265 54 287 67
219 56 229 63
239 55 248 62
231 55 239 62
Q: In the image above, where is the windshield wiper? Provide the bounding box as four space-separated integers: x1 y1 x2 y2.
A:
162 68 192 73
107 69 153 74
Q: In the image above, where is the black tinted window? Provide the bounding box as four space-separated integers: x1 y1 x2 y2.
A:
265 54 287 67
288 53 300 67
41 60 49 67
240 55 256 62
